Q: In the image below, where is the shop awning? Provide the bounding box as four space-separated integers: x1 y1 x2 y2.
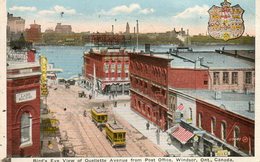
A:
171 125 194 144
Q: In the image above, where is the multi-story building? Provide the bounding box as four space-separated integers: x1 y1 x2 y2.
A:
178 51 255 93
168 88 254 156
25 21 41 43
83 47 130 95
130 51 209 130
55 23 72 34
7 13 25 41
7 49 41 157
130 48 255 131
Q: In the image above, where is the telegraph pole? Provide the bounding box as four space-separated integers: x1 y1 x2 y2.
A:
136 20 139 52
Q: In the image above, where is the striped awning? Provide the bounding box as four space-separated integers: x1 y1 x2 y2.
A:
171 125 194 144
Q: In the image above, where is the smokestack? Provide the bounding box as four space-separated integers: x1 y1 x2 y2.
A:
112 25 114 33
134 27 136 34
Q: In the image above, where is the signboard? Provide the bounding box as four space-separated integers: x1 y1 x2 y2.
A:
208 0 244 41
175 112 181 123
215 150 230 157
16 90 36 103
40 55 48 96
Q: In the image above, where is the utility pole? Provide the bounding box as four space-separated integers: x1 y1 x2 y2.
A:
136 20 139 52
93 63 96 99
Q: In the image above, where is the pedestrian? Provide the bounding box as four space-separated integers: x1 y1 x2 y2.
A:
146 121 150 130
109 95 111 100
102 103 105 108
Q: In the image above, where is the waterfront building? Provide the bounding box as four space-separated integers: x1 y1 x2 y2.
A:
25 21 41 43
83 47 130 95
55 23 72 34
7 13 25 41
7 48 41 157
168 88 254 156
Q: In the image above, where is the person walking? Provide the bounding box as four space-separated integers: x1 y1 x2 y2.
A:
146 121 150 130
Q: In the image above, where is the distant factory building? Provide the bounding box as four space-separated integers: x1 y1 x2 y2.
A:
25 21 42 43
7 13 25 41
55 23 72 33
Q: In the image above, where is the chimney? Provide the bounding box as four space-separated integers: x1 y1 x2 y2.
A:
215 91 222 100
195 58 201 69
248 101 254 112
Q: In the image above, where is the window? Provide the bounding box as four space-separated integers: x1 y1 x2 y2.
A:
198 113 202 128
234 126 240 147
211 117 216 134
117 64 122 72
111 63 115 72
223 72 229 84
117 73 121 78
232 72 238 84
125 73 129 78
104 63 109 72
221 121 227 141
245 72 252 84
213 72 220 85
21 113 32 146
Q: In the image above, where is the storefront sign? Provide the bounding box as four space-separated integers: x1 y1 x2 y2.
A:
208 0 244 41
16 90 36 103
40 55 48 96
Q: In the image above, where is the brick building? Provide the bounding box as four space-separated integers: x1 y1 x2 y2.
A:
55 23 72 34
178 51 255 93
169 88 254 156
25 22 41 43
83 47 130 95
130 52 209 130
7 52 41 157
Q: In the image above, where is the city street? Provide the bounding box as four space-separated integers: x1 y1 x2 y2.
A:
45 84 165 157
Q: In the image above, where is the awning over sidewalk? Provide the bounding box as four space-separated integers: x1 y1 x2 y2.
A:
171 125 194 144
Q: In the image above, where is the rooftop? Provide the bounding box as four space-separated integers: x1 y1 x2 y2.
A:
176 51 254 69
172 88 255 120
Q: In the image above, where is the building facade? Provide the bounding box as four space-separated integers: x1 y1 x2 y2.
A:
7 51 41 157
168 88 254 156
55 23 72 33
129 52 209 130
83 47 130 95
7 13 25 41
25 22 41 43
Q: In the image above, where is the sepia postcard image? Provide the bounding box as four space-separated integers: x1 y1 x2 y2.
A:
0 0 259 161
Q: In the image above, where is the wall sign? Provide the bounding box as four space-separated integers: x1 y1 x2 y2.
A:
208 0 245 41
16 90 36 103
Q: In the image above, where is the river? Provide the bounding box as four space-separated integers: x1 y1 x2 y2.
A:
36 44 255 79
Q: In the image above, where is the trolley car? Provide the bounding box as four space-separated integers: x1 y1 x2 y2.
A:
105 121 126 147
91 107 108 129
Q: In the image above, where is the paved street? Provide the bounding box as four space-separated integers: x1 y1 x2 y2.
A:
45 84 165 157
113 102 196 157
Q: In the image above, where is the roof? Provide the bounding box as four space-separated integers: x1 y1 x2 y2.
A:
93 107 107 114
173 89 255 120
140 53 206 69
176 51 254 69
107 121 124 130
7 61 40 70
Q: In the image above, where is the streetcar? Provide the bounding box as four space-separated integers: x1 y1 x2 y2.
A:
91 107 108 130
105 121 126 147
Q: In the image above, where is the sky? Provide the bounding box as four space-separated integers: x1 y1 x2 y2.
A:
6 0 256 35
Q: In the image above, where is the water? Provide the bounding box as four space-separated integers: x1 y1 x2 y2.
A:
36 44 254 79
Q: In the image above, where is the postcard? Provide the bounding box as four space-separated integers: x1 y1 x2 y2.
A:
0 0 259 162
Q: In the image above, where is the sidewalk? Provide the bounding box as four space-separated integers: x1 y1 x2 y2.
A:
113 102 196 157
